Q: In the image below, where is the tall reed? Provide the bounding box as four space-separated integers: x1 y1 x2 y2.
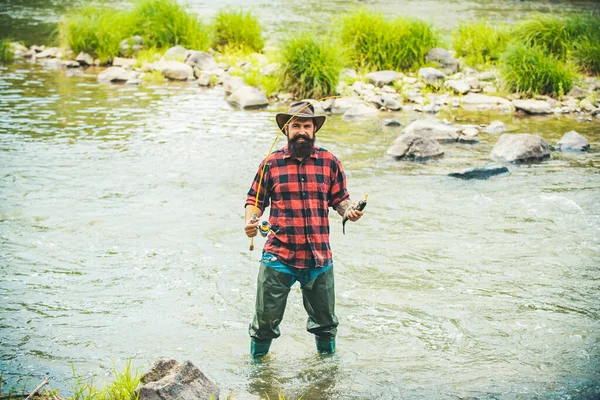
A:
340 9 438 71
281 33 346 99
514 14 571 60
212 8 264 53
452 20 510 67
0 39 14 62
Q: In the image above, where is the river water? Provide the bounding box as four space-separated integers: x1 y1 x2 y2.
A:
1 1 600 399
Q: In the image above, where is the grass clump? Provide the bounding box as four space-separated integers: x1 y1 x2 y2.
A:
340 8 439 71
280 33 346 99
71 360 141 400
514 14 571 60
452 20 510 67
500 43 575 96
212 8 264 53
58 6 129 63
567 14 600 74
130 0 209 50
0 39 14 62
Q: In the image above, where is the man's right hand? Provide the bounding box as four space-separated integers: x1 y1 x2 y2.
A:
245 218 259 238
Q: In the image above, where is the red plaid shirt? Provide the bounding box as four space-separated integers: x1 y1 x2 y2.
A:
246 145 350 268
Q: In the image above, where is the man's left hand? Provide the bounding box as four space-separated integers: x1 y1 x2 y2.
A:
344 206 363 222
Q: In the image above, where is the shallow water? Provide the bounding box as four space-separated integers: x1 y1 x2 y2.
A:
1 57 599 399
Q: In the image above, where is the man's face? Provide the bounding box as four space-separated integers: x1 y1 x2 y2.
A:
286 117 316 159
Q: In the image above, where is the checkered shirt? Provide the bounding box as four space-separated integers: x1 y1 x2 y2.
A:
246 145 350 268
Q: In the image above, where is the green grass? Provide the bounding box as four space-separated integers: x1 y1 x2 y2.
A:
567 14 600 74
280 32 346 99
452 20 511 67
0 38 14 62
339 8 439 71
130 0 209 50
241 68 281 97
71 360 141 400
212 8 264 53
573 38 600 74
58 6 129 63
500 43 575 96
514 14 571 60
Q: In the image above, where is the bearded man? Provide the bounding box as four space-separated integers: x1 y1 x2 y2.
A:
244 101 363 357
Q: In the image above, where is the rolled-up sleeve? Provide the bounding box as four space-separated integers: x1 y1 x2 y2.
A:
328 157 349 209
246 161 270 211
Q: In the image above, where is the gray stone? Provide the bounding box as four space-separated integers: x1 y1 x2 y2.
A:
567 87 586 99
459 127 480 142
445 80 471 94
466 77 480 89
261 63 280 76
97 67 138 83
580 99 596 113
402 119 460 143
367 95 384 108
162 45 187 61
484 120 507 135
387 134 444 161
137 359 218 400
36 47 60 58
366 70 400 87
61 60 80 68
125 78 141 85
490 134 551 163
227 86 268 109
331 97 363 114
403 76 418 84
197 74 211 86
302 99 325 115
112 57 136 68
461 93 512 112
478 71 496 81
423 104 441 114
557 131 589 151
120 36 144 56
482 85 497 94
418 67 446 87
381 93 402 110
76 52 94 66
384 119 402 127
223 76 246 95
154 61 193 80
185 51 218 71
342 104 379 121
425 48 459 74
65 69 84 77
449 165 510 180
513 100 553 114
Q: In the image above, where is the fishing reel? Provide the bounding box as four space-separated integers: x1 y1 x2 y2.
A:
259 220 271 237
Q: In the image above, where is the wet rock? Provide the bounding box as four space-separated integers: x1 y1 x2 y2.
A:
490 134 551 163
331 97 363 114
61 60 80 68
567 87 586 99
154 61 193 80
11 42 28 56
223 76 246 95
459 127 480 143
197 74 211 86
342 104 379 121
112 57 136 68
461 93 512 112
403 76 418 84
513 99 553 114
36 47 60 58
366 70 400 87
387 134 444 161
76 52 94 66
425 48 459 74
557 131 589 151
482 85 497 94
125 78 141 85
466 77 480 89
423 104 441 114
227 86 268 109
367 95 384 108
381 93 402 111
97 67 138 83
402 119 460 143
449 165 510 180
580 99 596 113
185 51 218 71
484 120 507 135
162 45 187 61
137 359 219 400
418 67 446 87
478 71 496 81
445 80 471 94
384 119 402 127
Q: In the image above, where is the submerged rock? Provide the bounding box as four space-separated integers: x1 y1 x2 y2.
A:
557 131 590 151
490 134 551 163
387 134 444 161
137 359 219 400
227 86 268 109
449 165 510 180
97 67 138 83
384 119 402 127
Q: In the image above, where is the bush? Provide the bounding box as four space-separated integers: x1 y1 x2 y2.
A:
0 39 14 62
452 20 510 67
130 0 209 50
212 8 264 52
340 8 438 71
567 14 600 74
281 33 346 99
58 6 128 63
500 43 575 96
574 38 600 74
514 14 571 60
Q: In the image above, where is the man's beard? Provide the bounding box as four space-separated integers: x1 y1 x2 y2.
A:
288 133 315 159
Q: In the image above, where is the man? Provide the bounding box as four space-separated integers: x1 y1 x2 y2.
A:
244 101 363 357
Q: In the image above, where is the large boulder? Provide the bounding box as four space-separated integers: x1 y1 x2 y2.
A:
223 76 246 95
97 67 138 83
461 93 513 112
448 165 510 180
402 119 460 143
490 134 551 163
365 70 400 87
342 104 379 121
136 359 219 400
445 80 471 95
185 51 218 71
387 134 444 161
418 67 446 87
513 99 553 115
425 48 459 74
227 86 269 109
557 131 589 151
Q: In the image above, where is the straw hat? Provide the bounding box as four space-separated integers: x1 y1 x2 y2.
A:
275 101 326 134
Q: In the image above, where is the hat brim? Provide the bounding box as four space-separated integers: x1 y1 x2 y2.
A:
276 113 326 135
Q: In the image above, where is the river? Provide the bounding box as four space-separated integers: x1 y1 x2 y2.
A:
1 1 600 399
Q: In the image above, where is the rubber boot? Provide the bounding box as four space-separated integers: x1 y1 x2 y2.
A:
250 339 272 357
316 338 335 354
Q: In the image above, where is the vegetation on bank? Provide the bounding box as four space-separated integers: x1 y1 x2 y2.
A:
1 38 15 62
50 4 600 98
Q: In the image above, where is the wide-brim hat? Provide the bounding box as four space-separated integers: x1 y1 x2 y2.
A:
276 101 326 135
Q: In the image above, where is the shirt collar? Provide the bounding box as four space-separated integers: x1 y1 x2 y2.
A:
282 145 319 160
